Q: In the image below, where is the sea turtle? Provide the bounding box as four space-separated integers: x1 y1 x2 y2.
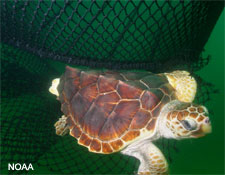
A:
49 66 211 175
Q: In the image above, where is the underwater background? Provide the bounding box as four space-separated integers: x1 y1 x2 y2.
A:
41 10 225 175
169 9 224 174
1 1 224 175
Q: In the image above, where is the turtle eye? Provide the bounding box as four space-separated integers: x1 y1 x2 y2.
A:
180 119 197 131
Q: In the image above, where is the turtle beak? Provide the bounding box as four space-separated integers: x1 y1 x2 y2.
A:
192 118 212 138
202 117 212 134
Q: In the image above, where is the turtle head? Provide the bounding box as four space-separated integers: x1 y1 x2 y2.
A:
159 101 212 139
164 103 211 139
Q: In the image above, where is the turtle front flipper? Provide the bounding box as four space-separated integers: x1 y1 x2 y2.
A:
122 142 168 175
164 70 197 103
54 115 69 136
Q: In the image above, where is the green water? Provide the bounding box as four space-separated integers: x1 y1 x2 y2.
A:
1 5 224 175
169 10 224 174
44 10 225 175
37 10 224 174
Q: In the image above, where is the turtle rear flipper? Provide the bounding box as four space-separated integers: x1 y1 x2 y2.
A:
49 78 60 96
54 115 69 136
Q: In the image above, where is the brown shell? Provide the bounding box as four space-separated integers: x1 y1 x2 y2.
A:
57 66 176 153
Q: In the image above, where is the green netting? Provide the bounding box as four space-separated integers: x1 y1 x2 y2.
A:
0 1 223 174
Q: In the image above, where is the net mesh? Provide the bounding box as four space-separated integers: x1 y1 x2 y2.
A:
0 1 223 174
1 1 223 70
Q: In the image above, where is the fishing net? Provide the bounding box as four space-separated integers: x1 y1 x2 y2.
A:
1 1 223 174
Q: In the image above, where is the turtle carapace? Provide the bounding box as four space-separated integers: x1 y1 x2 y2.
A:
49 66 212 175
